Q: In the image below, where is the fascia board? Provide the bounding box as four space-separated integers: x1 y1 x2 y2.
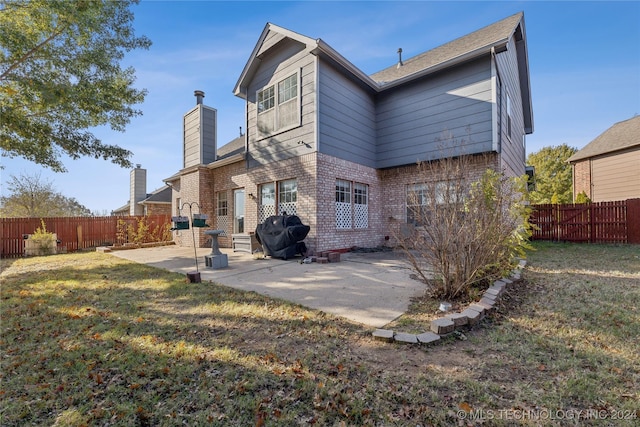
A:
233 23 317 98
206 153 246 169
311 39 380 91
233 23 271 98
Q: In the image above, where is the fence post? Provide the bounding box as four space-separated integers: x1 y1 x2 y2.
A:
627 199 640 244
553 204 559 242
589 203 595 244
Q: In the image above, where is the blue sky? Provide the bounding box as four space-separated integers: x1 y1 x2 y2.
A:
2 0 639 213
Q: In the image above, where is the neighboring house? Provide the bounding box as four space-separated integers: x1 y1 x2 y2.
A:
112 165 172 216
568 116 640 202
166 12 533 253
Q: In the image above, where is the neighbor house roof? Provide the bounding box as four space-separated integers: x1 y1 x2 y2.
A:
568 116 640 163
111 203 130 215
140 186 172 205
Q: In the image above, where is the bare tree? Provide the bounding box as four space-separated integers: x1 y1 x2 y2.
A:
396 154 531 300
0 171 91 217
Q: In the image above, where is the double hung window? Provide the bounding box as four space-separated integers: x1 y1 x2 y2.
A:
336 180 368 229
257 72 299 137
258 179 298 222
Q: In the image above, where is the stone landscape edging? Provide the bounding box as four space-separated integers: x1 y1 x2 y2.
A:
372 259 527 345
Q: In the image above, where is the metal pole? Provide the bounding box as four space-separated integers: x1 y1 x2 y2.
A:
190 203 199 272
182 202 199 273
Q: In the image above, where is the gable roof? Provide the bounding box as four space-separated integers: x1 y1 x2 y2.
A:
233 13 532 131
568 116 640 162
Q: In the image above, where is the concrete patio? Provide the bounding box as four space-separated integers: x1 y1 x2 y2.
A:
109 245 426 328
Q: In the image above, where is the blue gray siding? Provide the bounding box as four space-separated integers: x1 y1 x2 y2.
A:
376 57 494 168
246 37 316 168
496 38 527 177
317 62 377 168
242 32 527 176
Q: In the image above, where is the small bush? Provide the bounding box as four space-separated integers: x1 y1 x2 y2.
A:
28 219 57 255
116 217 172 246
575 191 591 204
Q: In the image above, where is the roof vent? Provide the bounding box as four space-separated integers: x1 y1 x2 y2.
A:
194 90 205 105
397 48 403 68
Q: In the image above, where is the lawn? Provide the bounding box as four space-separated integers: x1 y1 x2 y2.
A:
1 243 638 426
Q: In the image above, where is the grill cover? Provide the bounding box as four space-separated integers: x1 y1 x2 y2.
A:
255 215 310 260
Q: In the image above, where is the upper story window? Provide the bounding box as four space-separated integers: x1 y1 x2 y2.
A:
278 74 297 104
257 86 275 113
257 72 300 138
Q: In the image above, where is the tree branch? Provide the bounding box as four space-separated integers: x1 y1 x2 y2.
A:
0 24 68 81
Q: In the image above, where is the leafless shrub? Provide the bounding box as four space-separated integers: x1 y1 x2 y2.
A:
395 154 531 300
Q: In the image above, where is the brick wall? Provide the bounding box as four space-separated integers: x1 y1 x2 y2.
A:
144 203 172 216
315 153 384 252
196 154 319 250
172 152 501 253
380 153 499 246
208 161 253 248
246 153 318 249
572 159 591 200
172 166 214 248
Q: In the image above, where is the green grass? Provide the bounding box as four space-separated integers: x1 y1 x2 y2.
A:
1 243 638 426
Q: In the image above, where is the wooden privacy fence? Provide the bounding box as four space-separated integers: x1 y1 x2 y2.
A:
1 215 172 258
530 198 640 244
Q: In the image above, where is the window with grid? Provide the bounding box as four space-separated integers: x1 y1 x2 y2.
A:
258 183 276 223
278 74 298 129
257 85 274 113
216 191 231 231
335 179 352 229
256 72 299 137
353 183 368 229
406 183 427 225
278 179 297 216
278 74 297 103
407 182 463 225
258 179 298 222
217 191 228 216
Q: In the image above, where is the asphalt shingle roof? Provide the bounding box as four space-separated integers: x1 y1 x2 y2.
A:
217 135 245 158
568 116 640 162
142 186 172 204
370 12 523 85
